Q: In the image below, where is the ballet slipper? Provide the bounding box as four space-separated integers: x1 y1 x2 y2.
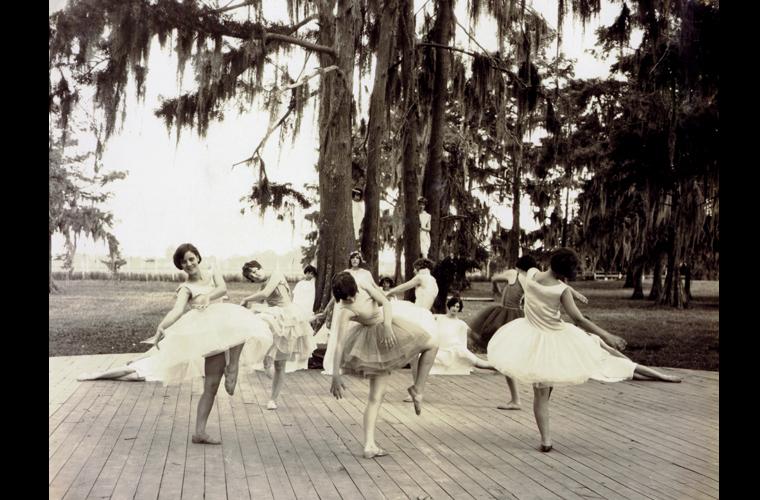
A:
266 400 278 410
539 444 553 452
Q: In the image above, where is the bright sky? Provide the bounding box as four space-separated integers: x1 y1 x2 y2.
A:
50 0 628 261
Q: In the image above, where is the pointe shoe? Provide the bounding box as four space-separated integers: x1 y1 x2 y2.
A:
539 444 553 453
363 447 388 459
403 395 413 403
192 433 221 445
224 364 238 396
407 386 422 415
266 400 278 410
497 402 522 410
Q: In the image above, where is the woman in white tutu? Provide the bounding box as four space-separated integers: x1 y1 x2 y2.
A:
488 248 680 452
383 258 440 414
79 243 273 445
329 272 437 458
240 260 316 410
432 296 495 374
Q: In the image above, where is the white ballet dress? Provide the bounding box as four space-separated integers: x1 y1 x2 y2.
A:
487 269 636 386
247 274 316 373
144 271 273 384
430 315 483 375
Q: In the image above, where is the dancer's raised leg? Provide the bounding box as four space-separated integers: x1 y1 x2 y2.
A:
633 365 682 382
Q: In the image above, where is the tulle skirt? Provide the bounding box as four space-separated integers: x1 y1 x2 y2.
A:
251 303 316 372
487 318 636 387
340 319 432 378
144 303 273 385
468 305 522 350
388 300 439 346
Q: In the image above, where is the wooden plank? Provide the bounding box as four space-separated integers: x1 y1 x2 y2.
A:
47 356 719 500
202 399 229 500
156 379 193 500
283 374 366 500
441 372 717 499
229 372 274 500
133 383 182 500
86 382 158 499
273 374 342 500
382 373 596 500
217 389 253 500
109 382 169 499
238 372 297 499
50 381 133 498
246 371 319 499
181 377 205 500
297 371 410 499
62 382 146 500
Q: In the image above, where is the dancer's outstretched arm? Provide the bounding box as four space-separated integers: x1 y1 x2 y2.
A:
241 270 283 305
385 275 420 297
154 288 192 348
560 289 626 350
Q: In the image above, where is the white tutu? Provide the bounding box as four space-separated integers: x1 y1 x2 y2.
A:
250 303 316 373
487 318 635 386
146 302 273 385
388 299 439 346
430 315 480 375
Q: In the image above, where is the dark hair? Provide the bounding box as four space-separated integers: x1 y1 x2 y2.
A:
379 276 395 287
446 296 464 311
303 264 318 277
173 243 201 270
332 271 358 301
242 259 262 282
413 258 435 271
348 251 364 267
550 248 580 281
515 254 538 272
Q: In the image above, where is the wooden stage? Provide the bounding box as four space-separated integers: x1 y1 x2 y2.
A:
50 354 718 499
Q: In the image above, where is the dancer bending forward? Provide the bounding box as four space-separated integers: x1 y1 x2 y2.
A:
330 272 437 458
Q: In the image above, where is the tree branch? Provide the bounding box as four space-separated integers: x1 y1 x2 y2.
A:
264 32 336 58
233 89 320 168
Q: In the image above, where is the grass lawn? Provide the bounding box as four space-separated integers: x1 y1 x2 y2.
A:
49 278 719 370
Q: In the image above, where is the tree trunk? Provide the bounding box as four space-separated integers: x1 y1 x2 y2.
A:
660 186 686 309
361 0 398 278
631 259 644 299
508 122 524 267
623 264 635 288
399 0 420 283
49 231 59 293
422 0 454 262
314 0 361 309
648 252 664 301
394 239 403 284
683 263 692 302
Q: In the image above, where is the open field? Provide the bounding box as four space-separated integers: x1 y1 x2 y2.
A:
49 279 718 370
